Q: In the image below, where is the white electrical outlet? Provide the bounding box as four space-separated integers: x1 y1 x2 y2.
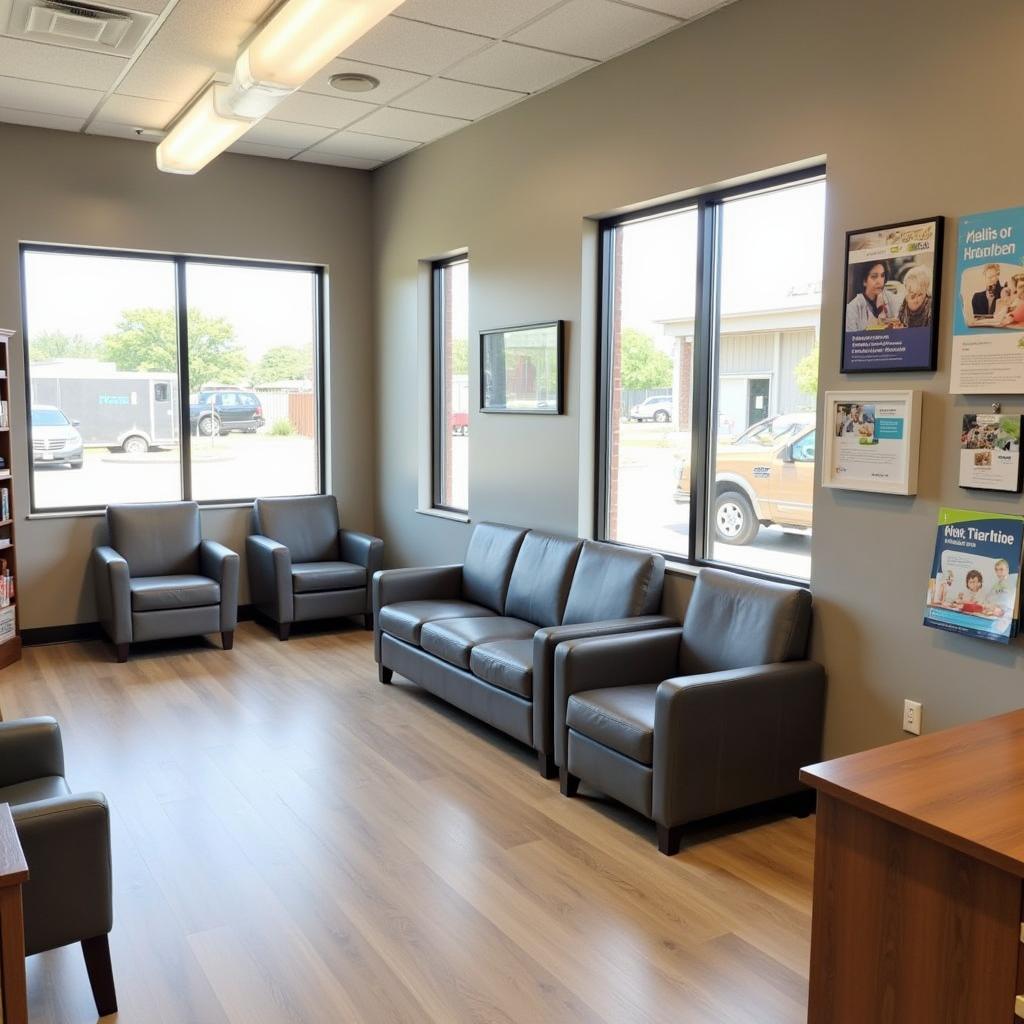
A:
902 699 922 735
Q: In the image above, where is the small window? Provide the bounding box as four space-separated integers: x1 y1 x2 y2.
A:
432 256 469 512
154 383 169 402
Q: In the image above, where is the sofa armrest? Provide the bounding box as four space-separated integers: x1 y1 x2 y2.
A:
13 793 112 956
372 564 464 662
246 534 292 624
532 615 677 758
0 717 64 788
552 627 683 766
653 660 826 828
339 529 384 613
201 539 239 632
92 545 131 645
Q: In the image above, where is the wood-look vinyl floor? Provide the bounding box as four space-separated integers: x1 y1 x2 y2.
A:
0 623 814 1023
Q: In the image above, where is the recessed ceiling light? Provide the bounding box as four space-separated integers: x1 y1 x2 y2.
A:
329 73 381 94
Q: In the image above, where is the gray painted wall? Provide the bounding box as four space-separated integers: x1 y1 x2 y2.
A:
372 0 1024 757
0 124 374 629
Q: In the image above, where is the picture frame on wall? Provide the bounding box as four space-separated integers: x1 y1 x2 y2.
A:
841 216 943 373
822 389 922 495
480 321 564 414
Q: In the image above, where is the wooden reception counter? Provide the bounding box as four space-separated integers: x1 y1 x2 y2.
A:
800 709 1024 1024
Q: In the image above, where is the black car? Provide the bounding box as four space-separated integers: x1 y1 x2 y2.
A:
189 389 265 436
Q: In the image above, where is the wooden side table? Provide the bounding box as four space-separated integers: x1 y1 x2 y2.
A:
0 803 27 1024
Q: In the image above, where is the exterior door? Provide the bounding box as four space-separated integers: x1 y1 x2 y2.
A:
747 378 770 427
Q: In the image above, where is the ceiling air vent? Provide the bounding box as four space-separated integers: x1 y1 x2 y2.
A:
4 0 157 56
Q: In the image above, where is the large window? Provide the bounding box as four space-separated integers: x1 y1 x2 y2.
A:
599 171 825 582
432 256 469 512
21 245 323 513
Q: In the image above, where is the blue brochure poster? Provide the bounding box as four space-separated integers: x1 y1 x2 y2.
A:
924 508 1024 644
951 206 1024 393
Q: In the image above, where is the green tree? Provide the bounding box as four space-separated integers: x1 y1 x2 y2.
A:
252 345 312 385
102 308 249 391
451 337 469 375
29 330 98 360
794 344 819 400
620 328 672 391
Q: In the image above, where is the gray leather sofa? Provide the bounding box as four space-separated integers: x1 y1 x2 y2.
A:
93 501 239 662
0 717 116 1016
554 568 826 854
247 495 383 639
373 522 672 776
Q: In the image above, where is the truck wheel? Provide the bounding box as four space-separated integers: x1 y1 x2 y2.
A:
198 416 217 437
714 491 759 545
654 410 670 423
122 435 149 455
68 460 83 470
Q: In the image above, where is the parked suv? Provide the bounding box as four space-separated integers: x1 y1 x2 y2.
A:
628 396 673 423
674 413 815 545
189 388 265 436
31 405 83 469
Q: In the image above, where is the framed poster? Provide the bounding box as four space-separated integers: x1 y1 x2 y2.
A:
822 389 922 495
951 205 1024 394
959 412 1023 492
480 321 563 414
841 217 943 373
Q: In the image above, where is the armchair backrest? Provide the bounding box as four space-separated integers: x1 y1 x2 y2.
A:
504 531 583 627
462 522 527 613
561 540 665 625
680 568 811 674
254 496 339 563
107 501 201 578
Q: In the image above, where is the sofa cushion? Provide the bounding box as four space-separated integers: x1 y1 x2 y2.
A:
504 531 583 627
562 541 665 625
378 600 495 646
130 574 220 612
108 501 201 577
462 523 527 613
420 616 537 670
256 495 339 563
566 685 658 765
291 561 365 593
469 639 534 698
0 775 70 808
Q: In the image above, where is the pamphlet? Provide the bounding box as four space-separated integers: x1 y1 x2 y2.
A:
924 508 1024 644
959 413 1023 492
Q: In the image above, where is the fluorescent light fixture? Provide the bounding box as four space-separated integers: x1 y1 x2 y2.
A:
234 0 404 95
156 85 254 175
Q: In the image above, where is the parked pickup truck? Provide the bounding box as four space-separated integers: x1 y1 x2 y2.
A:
190 388 265 436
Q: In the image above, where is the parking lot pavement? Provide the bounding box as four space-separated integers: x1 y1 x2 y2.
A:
31 433 319 508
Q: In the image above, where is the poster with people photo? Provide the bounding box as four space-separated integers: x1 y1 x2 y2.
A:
924 508 1024 644
951 205 1024 393
841 217 943 373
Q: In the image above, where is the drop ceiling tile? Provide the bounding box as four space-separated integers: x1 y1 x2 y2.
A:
393 0 563 36
294 152 381 171
348 106 467 143
86 121 162 141
510 0 679 59
270 91 376 130
446 41 595 93
0 36 126 90
341 16 489 75
300 59 427 105
228 140 302 159
0 76 103 117
0 106 83 132
242 119 334 148
395 78 523 119
97 93 177 130
310 131 419 161
118 0 272 106
98 0 172 11
631 0 729 16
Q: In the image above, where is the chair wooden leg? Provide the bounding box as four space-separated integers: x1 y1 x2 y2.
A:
657 823 685 856
538 751 557 779
221 630 234 651
559 767 580 797
115 643 129 663
81 934 117 1018
363 612 373 631
277 622 291 641
379 665 393 685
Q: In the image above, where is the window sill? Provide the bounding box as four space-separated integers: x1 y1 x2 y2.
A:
416 507 471 524
27 500 259 521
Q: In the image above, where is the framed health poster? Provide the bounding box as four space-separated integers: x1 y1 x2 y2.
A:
822 389 922 495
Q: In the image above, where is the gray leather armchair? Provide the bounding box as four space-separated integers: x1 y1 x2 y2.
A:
93 501 239 662
554 568 826 854
0 717 115 1016
247 495 383 639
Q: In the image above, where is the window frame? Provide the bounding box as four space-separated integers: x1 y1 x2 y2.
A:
19 242 327 514
430 254 469 514
595 165 826 586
